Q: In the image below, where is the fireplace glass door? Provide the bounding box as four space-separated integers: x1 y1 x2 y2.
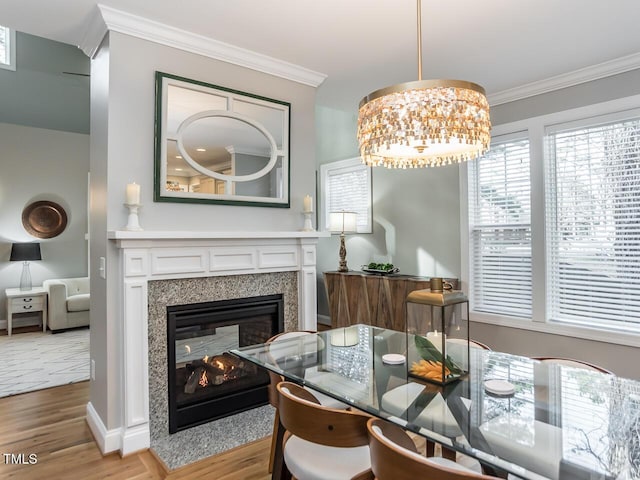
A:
168 294 283 433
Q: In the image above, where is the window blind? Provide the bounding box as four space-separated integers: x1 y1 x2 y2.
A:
468 139 532 317
483 353 535 426
0 26 8 65
546 118 640 332
326 163 371 233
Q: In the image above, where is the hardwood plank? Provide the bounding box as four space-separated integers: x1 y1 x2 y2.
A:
0 381 271 480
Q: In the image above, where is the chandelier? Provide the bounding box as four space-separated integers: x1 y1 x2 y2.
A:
357 0 491 169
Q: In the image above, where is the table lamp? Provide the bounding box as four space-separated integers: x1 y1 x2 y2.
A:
10 242 42 291
329 211 357 272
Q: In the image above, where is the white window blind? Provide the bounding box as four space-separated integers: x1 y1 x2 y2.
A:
0 25 15 71
546 118 640 332
321 158 372 233
468 138 532 317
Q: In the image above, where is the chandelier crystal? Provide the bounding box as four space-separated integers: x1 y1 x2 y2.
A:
357 1 491 169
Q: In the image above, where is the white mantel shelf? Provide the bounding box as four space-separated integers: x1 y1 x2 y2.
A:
108 230 330 240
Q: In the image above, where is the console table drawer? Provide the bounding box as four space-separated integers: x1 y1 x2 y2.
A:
10 296 45 312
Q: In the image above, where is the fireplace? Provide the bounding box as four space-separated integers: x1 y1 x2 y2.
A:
102 231 321 460
167 294 283 433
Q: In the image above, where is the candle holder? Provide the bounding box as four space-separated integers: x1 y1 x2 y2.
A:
405 288 469 385
124 203 143 231
302 211 314 231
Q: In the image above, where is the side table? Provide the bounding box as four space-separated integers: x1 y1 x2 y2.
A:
5 287 48 336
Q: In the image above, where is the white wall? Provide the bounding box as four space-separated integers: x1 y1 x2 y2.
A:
0 123 89 325
89 31 318 436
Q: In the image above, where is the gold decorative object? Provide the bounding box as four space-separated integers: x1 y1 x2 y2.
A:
357 0 491 169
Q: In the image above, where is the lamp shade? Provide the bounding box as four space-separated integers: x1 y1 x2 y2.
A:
330 326 360 347
329 211 357 233
10 242 42 261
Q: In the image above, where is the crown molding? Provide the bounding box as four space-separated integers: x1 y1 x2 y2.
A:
79 4 327 87
78 5 108 58
488 52 640 106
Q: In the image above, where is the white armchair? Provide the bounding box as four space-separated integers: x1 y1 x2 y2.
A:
43 277 90 332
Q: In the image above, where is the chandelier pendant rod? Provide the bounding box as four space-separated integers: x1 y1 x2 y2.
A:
417 0 423 81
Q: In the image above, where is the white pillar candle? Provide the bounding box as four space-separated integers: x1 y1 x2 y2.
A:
303 194 313 213
426 330 446 354
126 182 140 205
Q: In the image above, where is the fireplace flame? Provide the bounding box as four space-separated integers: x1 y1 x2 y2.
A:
215 359 224 370
198 369 208 387
203 355 209 363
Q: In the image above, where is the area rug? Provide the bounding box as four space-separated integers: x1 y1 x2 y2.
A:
0 328 89 398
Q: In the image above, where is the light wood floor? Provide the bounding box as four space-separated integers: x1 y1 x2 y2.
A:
0 381 272 480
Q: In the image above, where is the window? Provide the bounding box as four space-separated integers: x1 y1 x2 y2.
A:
320 157 372 233
464 96 640 339
468 136 532 318
546 118 640 332
0 25 16 71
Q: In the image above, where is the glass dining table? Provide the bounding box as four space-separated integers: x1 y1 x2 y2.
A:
231 324 640 480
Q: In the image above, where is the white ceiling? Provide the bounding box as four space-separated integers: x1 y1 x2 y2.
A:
2 0 640 112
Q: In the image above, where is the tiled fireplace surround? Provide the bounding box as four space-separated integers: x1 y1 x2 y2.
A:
100 231 323 466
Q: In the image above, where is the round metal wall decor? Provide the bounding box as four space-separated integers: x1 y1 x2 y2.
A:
22 200 68 239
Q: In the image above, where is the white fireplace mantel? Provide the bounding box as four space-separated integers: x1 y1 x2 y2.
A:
91 230 328 456
108 230 330 241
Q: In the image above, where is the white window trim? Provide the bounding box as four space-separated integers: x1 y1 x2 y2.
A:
319 157 372 233
461 93 640 348
0 26 16 71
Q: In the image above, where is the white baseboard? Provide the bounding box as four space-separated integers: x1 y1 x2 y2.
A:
86 401 121 454
121 424 150 456
317 314 331 326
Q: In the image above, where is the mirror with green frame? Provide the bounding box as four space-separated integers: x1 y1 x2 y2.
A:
154 72 290 207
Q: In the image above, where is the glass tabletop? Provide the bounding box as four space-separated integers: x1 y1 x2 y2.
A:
231 324 640 480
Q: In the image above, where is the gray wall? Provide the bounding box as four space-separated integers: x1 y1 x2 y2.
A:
89 31 318 430
0 32 89 134
315 106 462 317
0 31 89 326
470 322 639 380
315 70 640 380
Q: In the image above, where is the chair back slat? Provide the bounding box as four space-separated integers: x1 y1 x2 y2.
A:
367 418 498 480
277 381 370 448
265 330 316 407
532 357 612 374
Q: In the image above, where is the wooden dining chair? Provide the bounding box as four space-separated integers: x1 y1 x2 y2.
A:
367 417 499 480
266 331 348 473
447 338 492 351
277 381 373 480
531 356 612 374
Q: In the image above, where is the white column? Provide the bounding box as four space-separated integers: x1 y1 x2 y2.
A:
120 251 150 455
299 239 318 331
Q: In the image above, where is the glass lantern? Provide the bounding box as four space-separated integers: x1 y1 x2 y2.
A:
405 289 470 385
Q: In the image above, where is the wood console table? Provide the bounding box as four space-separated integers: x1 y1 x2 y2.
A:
323 271 458 331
